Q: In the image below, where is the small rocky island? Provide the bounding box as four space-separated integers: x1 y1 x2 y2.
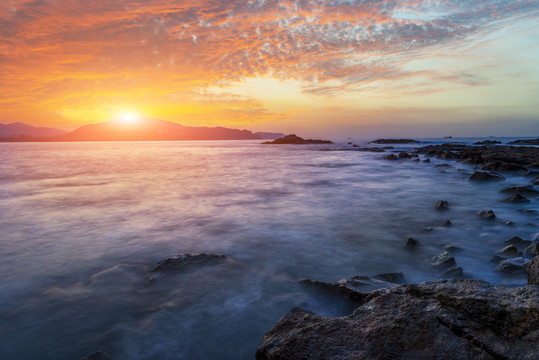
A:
262 134 333 144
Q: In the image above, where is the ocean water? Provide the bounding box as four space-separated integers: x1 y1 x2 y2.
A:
0 138 537 360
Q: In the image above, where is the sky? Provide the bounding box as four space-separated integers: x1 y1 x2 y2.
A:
1 0 538 138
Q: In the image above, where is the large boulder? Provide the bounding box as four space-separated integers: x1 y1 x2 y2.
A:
256 280 539 360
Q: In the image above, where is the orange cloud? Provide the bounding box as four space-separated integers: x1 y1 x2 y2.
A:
0 0 537 129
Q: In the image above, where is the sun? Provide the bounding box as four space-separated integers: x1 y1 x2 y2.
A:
117 112 138 124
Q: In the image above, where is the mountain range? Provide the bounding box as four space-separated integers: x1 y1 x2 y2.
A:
0 119 284 141
0 122 67 138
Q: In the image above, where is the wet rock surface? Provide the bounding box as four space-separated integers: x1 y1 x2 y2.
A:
469 171 505 181
504 236 532 248
298 275 398 300
474 140 501 145
405 237 418 249
500 185 539 195
508 138 539 145
477 210 496 219
256 280 539 360
151 253 228 272
527 257 539 285
430 251 456 270
501 194 531 203
435 200 449 209
384 154 399 160
498 257 526 274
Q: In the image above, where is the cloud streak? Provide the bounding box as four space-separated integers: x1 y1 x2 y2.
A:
0 0 538 128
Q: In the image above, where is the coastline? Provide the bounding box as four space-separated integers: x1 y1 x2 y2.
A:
256 141 539 360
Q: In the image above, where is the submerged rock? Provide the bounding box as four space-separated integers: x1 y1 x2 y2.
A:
496 245 521 257
508 138 539 145
477 210 496 219
474 140 501 145
80 352 112 360
398 152 413 158
504 236 532 248
372 272 406 284
525 242 539 258
498 257 526 274
527 257 539 285
256 280 539 360
443 245 463 252
480 161 528 172
469 171 505 181
500 185 539 195
435 200 449 209
151 253 227 272
384 154 399 160
440 266 464 279
406 237 419 249
422 158 431 163
501 194 530 203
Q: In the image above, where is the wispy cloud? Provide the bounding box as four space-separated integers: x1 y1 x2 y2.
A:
0 0 538 127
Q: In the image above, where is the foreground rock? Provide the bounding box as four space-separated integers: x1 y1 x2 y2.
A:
151 253 227 272
256 280 539 360
262 134 333 144
299 275 401 299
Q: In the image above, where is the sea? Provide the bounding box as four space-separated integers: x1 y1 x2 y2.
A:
0 138 537 360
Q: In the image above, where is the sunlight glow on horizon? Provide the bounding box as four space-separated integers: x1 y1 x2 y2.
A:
1 0 538 137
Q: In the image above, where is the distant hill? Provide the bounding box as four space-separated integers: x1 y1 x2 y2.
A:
255 132 285 139
51 118 261 141
0 122 66 138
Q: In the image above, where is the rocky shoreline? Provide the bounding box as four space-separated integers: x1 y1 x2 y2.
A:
80 140 539 360
256 141 539 360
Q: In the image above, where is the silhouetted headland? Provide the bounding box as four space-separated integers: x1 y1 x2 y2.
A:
0 118 264 141
0 122 66 138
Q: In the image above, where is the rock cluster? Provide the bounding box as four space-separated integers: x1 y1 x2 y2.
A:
256 280 539 360
262 134 333 144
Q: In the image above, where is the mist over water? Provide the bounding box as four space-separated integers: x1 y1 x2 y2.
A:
0 139 536 360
